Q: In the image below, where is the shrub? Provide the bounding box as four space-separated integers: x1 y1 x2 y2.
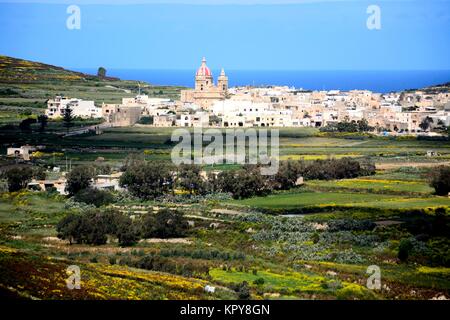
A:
235 281 251 300
398 239 413 262
138 116 153 125
253 278 265 286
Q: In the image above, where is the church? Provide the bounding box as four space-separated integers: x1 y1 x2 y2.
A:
180 57 229 110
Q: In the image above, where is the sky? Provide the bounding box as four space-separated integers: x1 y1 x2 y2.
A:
0 0 449 70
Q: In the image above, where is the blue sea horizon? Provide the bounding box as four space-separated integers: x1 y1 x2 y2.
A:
75 69 450 94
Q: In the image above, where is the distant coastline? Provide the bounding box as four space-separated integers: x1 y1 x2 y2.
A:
75 68 450 93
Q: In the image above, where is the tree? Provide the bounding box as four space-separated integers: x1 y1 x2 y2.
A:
216 170 237 194
269 160 302 190
335 117 358 132
430 166 450 196
120 153 145 172
63 105 74 132
142 209 188 239
65 165 95 196
357 118 372 132
37 114 48 132
115 214 139 246
19 117 36 133
419 116 433 131
230 166 270 199
215 166 271 199
3 166 33 192
74 188 114 207
56 213 83 244
176 164 206 195
80 210 109 245
32 166 46 180
119 161 174 199
97 67 107 78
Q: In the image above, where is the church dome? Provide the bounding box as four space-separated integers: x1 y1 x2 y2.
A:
196 57 212 77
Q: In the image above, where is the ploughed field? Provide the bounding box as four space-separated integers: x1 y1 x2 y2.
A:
1 129 450 299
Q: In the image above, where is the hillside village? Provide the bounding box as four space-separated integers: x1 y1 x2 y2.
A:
44 58 450 135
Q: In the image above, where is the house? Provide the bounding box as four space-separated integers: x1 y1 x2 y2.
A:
176 112 209 127
46 96 102 119
7 145 37 161
154 114 176 127
93 172 123 191
102 104 141 126
27 178 67 195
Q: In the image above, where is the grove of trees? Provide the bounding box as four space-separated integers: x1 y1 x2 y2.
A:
56 208 188 246
118 158 375 200
320 118 374 133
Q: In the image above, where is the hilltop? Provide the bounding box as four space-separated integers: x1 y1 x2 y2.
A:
0 55 120 84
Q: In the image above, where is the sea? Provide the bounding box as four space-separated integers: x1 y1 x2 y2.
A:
75 69 450 94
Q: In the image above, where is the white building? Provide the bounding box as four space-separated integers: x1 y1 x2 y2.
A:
46 96 102 119
176 112 210 127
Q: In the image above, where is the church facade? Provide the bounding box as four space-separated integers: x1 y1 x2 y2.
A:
180 57 228 110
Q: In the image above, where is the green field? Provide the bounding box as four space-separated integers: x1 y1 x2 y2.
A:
229 190 450 212
306 177 434 195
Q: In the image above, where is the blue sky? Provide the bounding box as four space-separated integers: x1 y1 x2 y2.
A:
0 0 449 70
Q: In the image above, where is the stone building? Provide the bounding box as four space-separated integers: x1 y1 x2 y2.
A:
102 103 141 127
